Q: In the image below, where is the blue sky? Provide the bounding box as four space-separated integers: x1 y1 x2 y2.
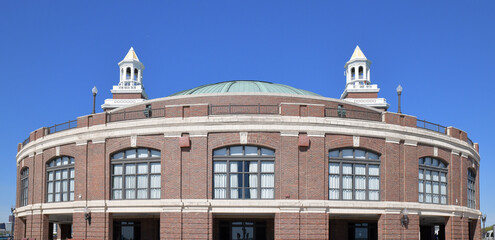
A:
1 1 494 226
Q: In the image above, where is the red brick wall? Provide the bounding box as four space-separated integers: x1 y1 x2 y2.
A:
112 93 143 99
378 214 419 240
345 92 378 98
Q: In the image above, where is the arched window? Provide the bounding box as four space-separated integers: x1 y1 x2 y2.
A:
418 157 448 204
329 148 380 201
46 156 75 202
467 169 476 208
126 67 131 80
358 66 364 79
111 148 161 200
134 68 138 81
351 68 356 80
213 146 275 199
20 168 29 207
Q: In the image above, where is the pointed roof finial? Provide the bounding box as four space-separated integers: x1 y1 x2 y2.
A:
350 45 367 60
123 47 140 61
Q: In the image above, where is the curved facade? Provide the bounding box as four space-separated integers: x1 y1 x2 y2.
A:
15 48 481 240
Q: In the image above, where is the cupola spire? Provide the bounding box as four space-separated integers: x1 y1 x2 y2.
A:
341 46 389 110
101 47 149 111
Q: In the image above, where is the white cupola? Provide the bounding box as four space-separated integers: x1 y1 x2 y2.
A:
344 45 371 86
341 46 389 110
102 47 149 111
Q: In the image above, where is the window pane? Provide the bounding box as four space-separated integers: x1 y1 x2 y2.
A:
137 189 148 199
62 157 69 165
56 171 61 180
355 150 365 159
440 172 446 182
419 169 424 180
261 148 274 156
425 157 431 165
48 182 53 193
113 164 123 175
150 175 161 188
419 180 424 193
214 174 226 187
230 174 241 188
137 149 148 158
230 146 243 155
62 169 68 179
433 171 439 181
230 189 241 199
343 164 352 175
113 190 122 200
213 148 227 156
369 165 379 176
432 158 438 167
426 182 432 193
433 182 439 194
137 163 148 174
245 146 258 155
419 193 424 202
150 189 160 199
343 176 352 189
419 158 424 165
214 188 226 199
329 175 340 189
355 176 366 190
329 189 339 200
214 162 227 172
439 161 446 168
70 157 75 164
126 190 135 199
113 176 122 189
230 162 241 172
246 188 257 199
125 149 136 158
261 189 274 199
441 183 447 195
425 170 431 180
150 163 160 173
137 175 148 188
113 152 124 160
126 164 136 174
342 149 353 158
126 176 136 188
261 174 274 188
261 162 274 172
329 163 340 174
151 150 160 158
48 172 54 181
343 190 352 200
369 191 379 200
56 158 61 166
70 168 75 178
62 180 68 192
369 177 379 190
246 162 258 173
354 164 365 175
355 190 365 200
368 152 379 160
329 150 339 158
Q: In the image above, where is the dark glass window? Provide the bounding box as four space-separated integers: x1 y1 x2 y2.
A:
418 157 448 204
213 146 275 199
468 169 476 208
111 148 161 200
20 168 29 206
46 156 75 202
329 148 380 201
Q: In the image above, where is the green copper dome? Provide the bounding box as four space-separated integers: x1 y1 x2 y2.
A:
170 80 321 96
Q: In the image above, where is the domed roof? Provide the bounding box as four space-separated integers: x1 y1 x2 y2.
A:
169 80 321 96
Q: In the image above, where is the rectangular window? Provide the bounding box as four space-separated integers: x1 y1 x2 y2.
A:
213 146 275 199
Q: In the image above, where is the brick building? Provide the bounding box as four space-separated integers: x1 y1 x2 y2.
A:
14 47 481 240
